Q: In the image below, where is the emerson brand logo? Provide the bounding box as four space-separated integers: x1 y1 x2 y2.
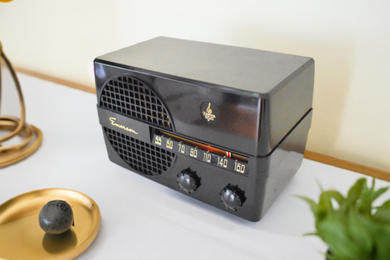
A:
109 117 138 135
201 102 217 122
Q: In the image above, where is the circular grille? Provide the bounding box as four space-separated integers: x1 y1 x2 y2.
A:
104 127 175 175
100 75 173 130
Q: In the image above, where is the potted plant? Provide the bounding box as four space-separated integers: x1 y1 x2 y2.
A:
298 178 390 260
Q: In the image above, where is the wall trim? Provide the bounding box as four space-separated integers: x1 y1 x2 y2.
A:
304 151 390 181
8 67 390 182
15 67 96 94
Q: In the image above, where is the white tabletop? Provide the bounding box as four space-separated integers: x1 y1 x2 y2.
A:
1 71 389 260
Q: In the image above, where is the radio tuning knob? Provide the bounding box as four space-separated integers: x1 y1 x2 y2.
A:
219 185 246 211
176 169 201 194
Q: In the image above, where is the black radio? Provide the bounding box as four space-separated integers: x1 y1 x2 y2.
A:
94 37 314 222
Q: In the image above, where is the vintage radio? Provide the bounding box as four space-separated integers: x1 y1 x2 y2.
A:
94 37 314 222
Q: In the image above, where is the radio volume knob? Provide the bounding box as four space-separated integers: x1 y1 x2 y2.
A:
219 185 246 211
176 169 201 194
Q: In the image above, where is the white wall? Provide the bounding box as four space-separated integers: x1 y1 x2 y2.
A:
1 0 389 171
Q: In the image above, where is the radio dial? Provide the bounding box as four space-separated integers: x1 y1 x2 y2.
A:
176 169 201 193
220 185 246 211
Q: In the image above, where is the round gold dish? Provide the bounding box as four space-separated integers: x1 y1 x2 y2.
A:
0 188 101 260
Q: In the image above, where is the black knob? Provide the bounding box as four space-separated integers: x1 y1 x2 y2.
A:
176 169 201 194
220 185 246 211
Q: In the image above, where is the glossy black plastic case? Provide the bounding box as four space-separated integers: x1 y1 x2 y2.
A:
95 37 314 222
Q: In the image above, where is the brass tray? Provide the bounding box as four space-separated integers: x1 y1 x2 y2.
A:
0 188 101 260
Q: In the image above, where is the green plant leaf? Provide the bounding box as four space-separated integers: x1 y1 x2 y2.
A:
372 187 389 203
358 183 376 215
373 225 390 260
374 200 390 224
295 195 319 214
340 178 366 214
295 195 327 225
302 232 317 237
317 216 362 259
370 178 376 192
346 211 374 256
319 191 333 213
357 180 388 215
326 190 345 206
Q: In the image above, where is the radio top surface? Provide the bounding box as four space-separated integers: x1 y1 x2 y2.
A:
95 36 313 96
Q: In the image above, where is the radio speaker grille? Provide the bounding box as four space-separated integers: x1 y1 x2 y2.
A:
100 76 173 131
104 127 175 175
